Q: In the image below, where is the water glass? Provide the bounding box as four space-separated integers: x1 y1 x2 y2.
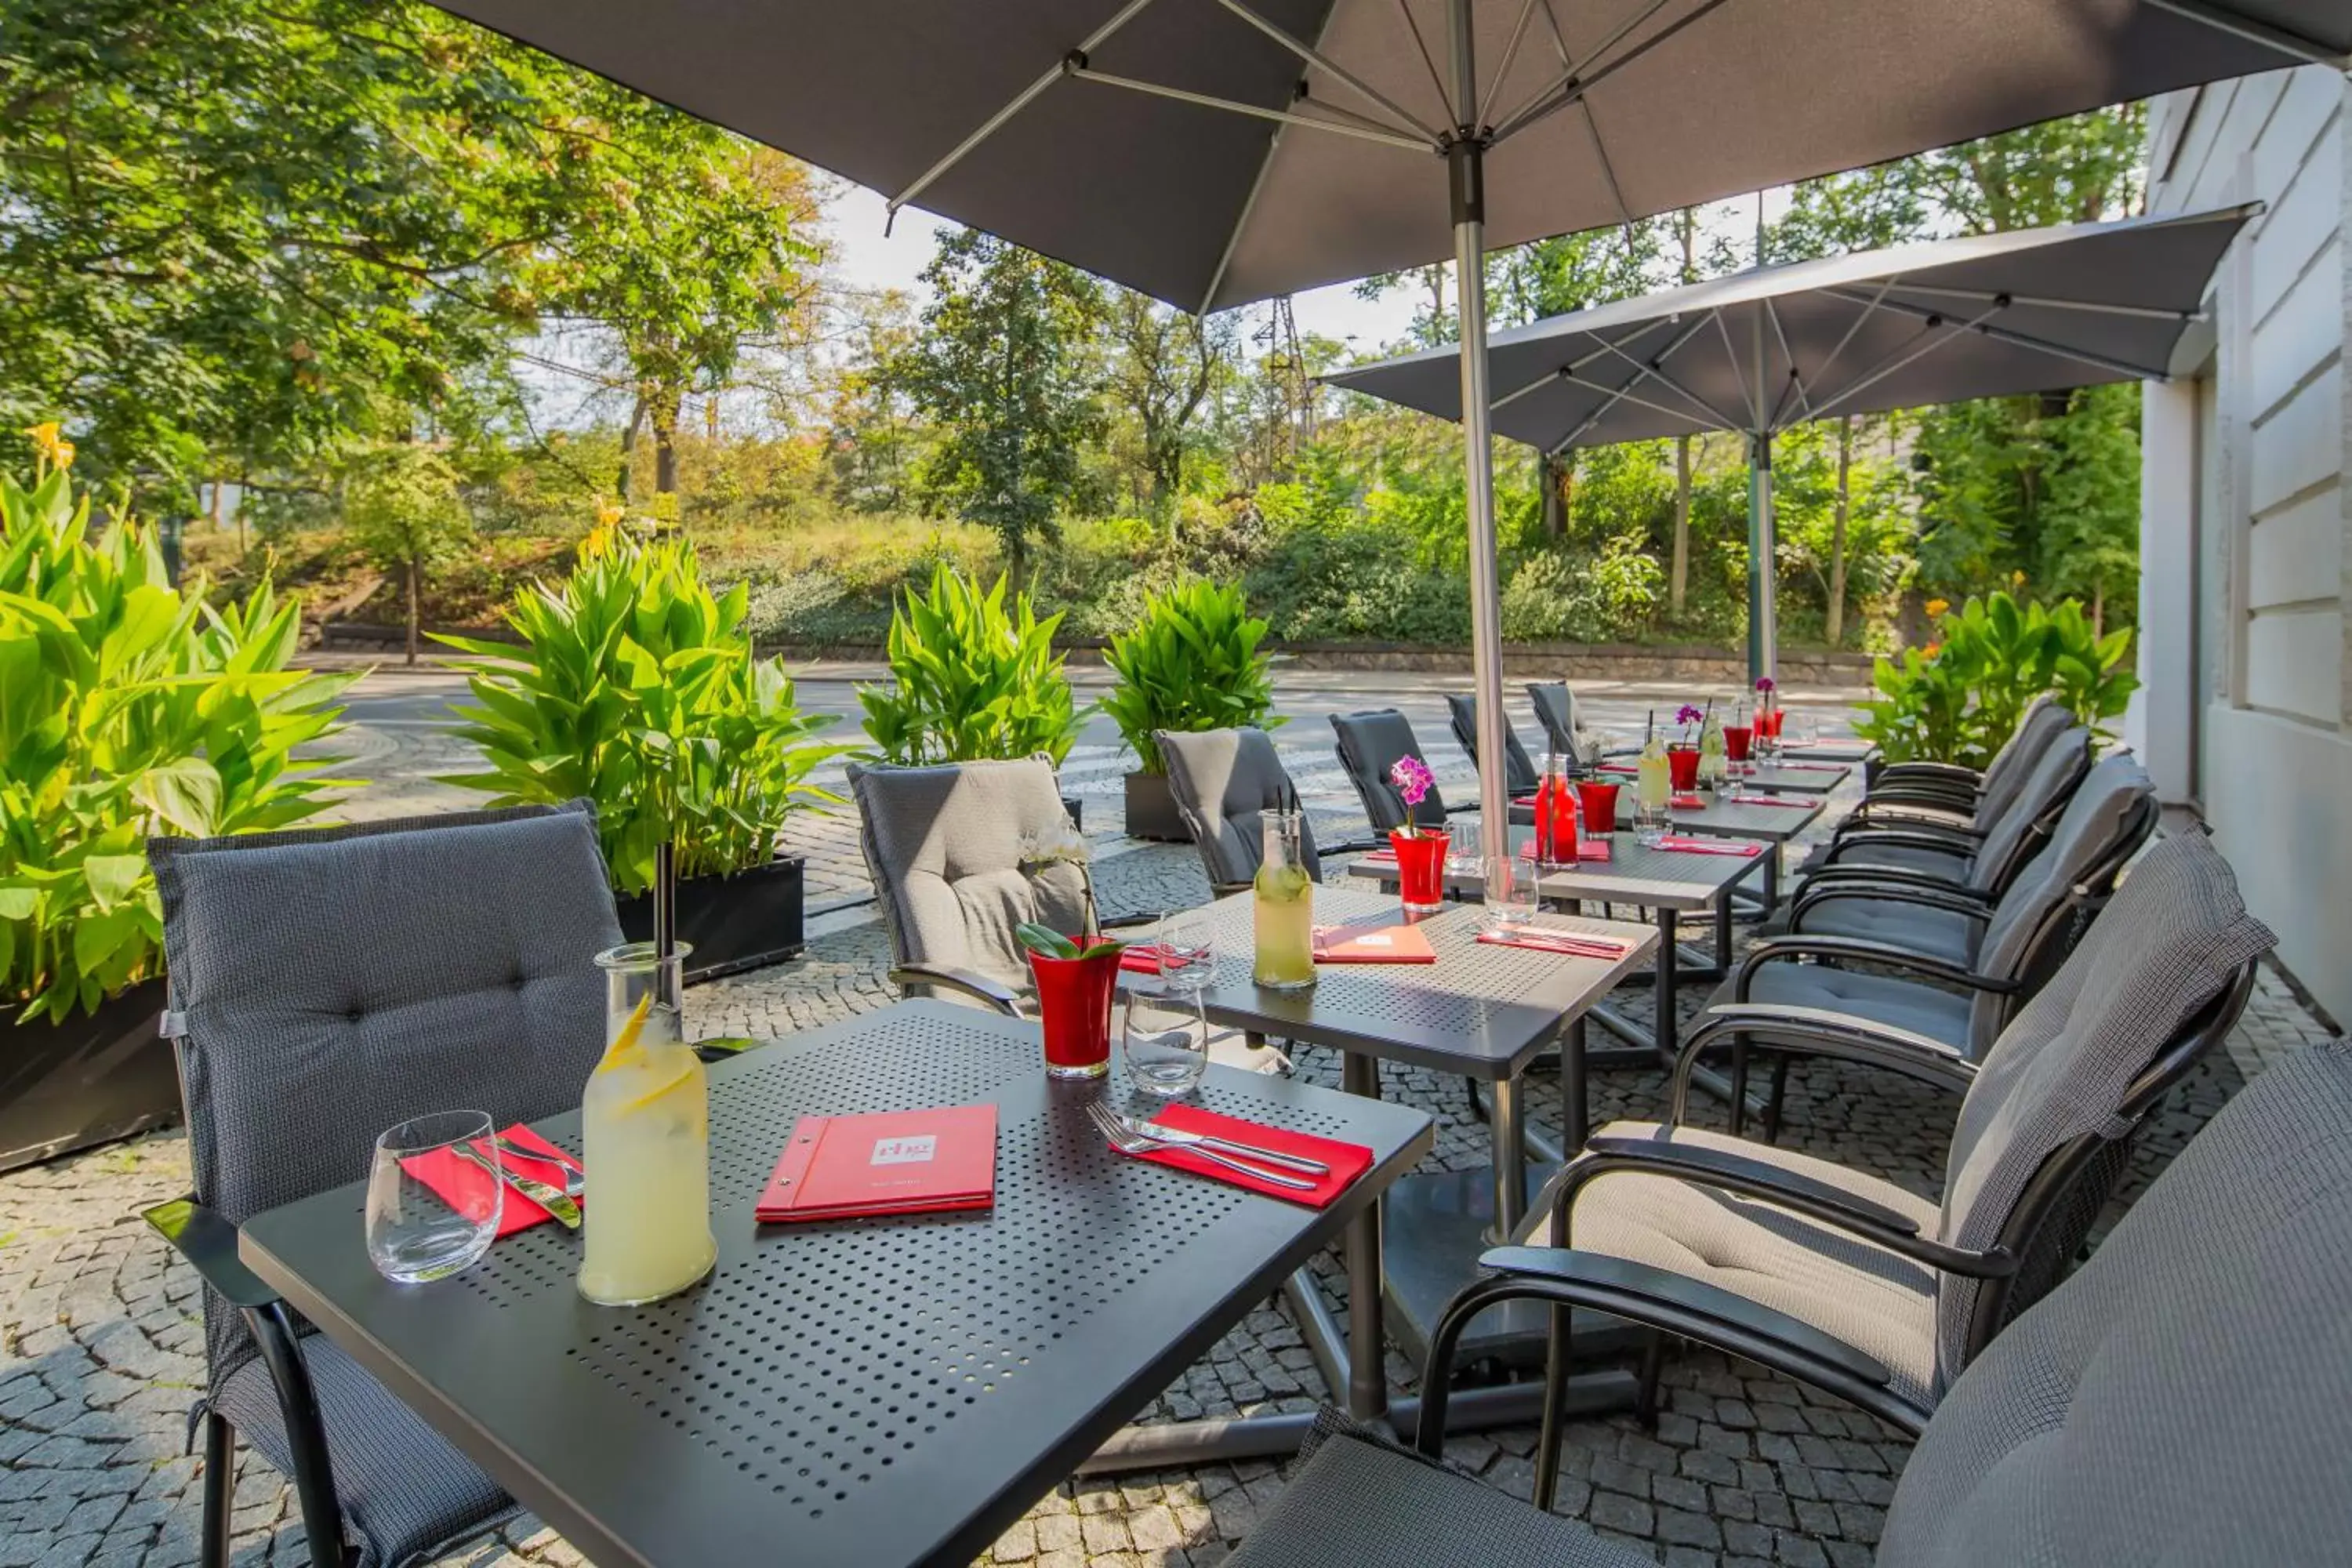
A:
1445 822 1483 882
1151 909 1213 992
1483 854 1536 932
1123 985 1210 1097
1635 797 1671 848
367 1110 500 1285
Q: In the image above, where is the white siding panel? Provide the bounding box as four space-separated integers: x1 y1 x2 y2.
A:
2248 238 2341 419
2244 606 2343 722
2252 67 2341 201
2246 481 2343 608
2174 76 2245 211
2249 359 2343 516
2251 123 2340 308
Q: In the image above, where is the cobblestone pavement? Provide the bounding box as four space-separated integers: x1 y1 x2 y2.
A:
5 766 2333 1567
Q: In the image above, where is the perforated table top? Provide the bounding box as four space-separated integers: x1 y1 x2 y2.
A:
238 1000 1433 1568
1346 826 1764 913
1147 887 1657 1079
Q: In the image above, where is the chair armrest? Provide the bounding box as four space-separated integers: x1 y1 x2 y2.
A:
888 964 1025 1015
1791 883 1991 928
1797 865 1989 901
1841 797 1976 830
1679 1004 1978 1109
1098 912 1161 931
143 1196 280 1309
1580 1131 1922 1235
1735 935 2017 998
1824 825 1984 858
1872 761 1982 790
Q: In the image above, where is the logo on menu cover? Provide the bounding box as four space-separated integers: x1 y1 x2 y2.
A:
869 1134 938 1167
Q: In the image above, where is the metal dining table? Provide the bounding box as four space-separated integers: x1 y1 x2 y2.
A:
1587 759 1854 797
237 1000 1433 1566
1132 886 1655 1376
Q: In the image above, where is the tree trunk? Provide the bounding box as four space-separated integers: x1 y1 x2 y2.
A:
616 395 645 501
208 475 226 532
404 553 421 667
1828 416 1854 645
649 387 681 497
2091 580 2104 638
1541 456 1565 539
1671 435 1693 617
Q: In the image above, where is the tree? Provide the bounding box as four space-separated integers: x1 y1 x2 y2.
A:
340 442 474 665
822 291 925 514
897 229 1105 584
1102 292 1228 532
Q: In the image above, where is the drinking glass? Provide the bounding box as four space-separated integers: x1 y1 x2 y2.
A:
1483 854 1536 932
1635 794 1671 847
1123 985 1210 1097
1151 909 1213 991
1445 821 1483 883
367 1110 500 1285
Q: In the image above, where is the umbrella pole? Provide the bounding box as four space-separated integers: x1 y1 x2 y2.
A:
1447 2 1510 873
1748 430 1777 685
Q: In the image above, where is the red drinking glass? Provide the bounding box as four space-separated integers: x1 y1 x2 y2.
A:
1756 708 1786 741
1723 724 1753 764
1389 829 1451 913
1668 746 1701 791
1028 945 1120 1079
1576 780 1621 835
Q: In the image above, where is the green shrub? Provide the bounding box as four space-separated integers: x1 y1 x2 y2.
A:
1099 581 1283 775
859 564 1084 765
1853 590 2136 765
438 528 843 895
2 456 356 1021
1500 543 1666 643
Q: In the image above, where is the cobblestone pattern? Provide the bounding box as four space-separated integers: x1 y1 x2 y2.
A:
2 794 2328 1568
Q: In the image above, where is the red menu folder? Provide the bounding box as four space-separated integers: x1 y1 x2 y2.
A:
756 1104 998 1223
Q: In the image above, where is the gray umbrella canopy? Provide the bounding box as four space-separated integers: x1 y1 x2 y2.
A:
430 0 2341 858
1326 203 2259 673
436 0 2336 313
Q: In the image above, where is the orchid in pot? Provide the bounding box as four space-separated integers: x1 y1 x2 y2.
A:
1385 755 1450 913
1667 704 1706 792
1014 818 1125 1080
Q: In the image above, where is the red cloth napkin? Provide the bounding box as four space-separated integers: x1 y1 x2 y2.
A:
1671 792 1706 809
1657 835 1764 857
1359 847 1400 866
1112 1103 1373 1208
1725 794 1812 809
1519 839 1612 862
403 1124 581 1238
1774 761 1845 772
1595 763 1639 776
1119 944 1200 975
1475 928 1635 960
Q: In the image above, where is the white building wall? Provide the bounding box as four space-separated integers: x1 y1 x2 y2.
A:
2144 67 2352 1024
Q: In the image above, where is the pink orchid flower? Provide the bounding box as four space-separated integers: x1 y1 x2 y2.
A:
1388 754 1436 808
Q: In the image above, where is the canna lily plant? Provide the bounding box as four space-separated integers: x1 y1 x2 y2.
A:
1 451 357 1022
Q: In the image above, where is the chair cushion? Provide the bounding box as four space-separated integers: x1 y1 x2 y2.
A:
1733 964 1973 1051
1827 840 1973 877
1535 1122 1942 1410
1227 1427 1652 1568
213 1334 517 1568
1795 898 1982 966
1157 728 1321 891
1329 710 1446 832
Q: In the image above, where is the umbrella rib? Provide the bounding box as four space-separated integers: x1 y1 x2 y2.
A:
1068 66 1432 152
1490 0 1731 146
1763 297 1809 419
2140 0 2349 67
1490 317 1682 408
1712 308 1763 428
1394 0 1457 126
1823 289 2175 384
1594 323 1744 429
1483 0 1548 125
1214 0 1445 143
1199 121 1287 316
1552 366 1723 437
1805 302 2006 424
1807 276 1896 393
885 0 1164 220
1875 281 2201 323
1492 0 1671 134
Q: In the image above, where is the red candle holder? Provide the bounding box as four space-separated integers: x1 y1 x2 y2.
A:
1388 829 1451 913
1668 745 1701 791
1028 944 1120 1079
1576 780 1621 835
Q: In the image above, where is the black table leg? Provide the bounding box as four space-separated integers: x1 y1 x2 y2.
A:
1341 1050 1388 1422
1488 1075 1526 1243
1715 881 1734 964
1654 908 1679 1066
1563 1016 1589 1152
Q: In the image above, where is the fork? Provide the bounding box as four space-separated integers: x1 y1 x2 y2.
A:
1109 1109 1330 1175
493 1137 586 1200
1085 1102 1316 1191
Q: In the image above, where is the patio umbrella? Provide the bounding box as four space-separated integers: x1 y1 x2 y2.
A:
434 0 2344 849
1324 202 2259 680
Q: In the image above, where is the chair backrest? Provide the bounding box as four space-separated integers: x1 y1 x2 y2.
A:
1969 694 2071 828
1158 727 1323 893
1882 1036 2352 1566
1445 693 1539 795
149 800 622 1391
848 757 1088 999
1524 681 1602 768
1962 753 2158 1056
1928 831 2274 1392
1962 725 2092 894
1329 710 1446 833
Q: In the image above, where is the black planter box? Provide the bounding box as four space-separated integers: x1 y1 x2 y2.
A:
1123 770 1189 842
1 978 177 1173
617 855 806 984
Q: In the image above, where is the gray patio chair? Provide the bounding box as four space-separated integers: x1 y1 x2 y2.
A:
1720 753 2158 1137
1524 680 1605 768
851 757 1283 1072
1156 727 1323 896
1791 725 2093 956
1443 692 1540 796
1857 692 2070 826
1226 1028 2352 1568
1516 829 2269 1460
140 801 622 1568
1329 709 1450 834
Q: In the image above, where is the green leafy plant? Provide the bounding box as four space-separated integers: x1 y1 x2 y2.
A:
438 528 844 896
1098 579 1281 775
1854 590 2136 765
858 564 1083 765
2 452 356 1022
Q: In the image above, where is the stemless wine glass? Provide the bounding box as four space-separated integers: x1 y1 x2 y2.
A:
1483 854 1536 932
367 1110 500 1285
1152 908 1213 991
1446 821 1483 885
1123 985 1210 1097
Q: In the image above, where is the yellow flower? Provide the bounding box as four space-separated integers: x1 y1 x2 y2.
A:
579 521 616 564
2010 569 2027 589
595 499 625 529
22 421 72 470
1923 597 1949 619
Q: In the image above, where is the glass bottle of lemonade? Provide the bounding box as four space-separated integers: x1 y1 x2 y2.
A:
579 942 718 1307
1254 811 1316 992
1698 704 1729 791
1635 726 1671 842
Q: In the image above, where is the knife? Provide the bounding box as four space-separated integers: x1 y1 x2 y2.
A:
453 1141 581 1230
1131 1116 1330 1175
